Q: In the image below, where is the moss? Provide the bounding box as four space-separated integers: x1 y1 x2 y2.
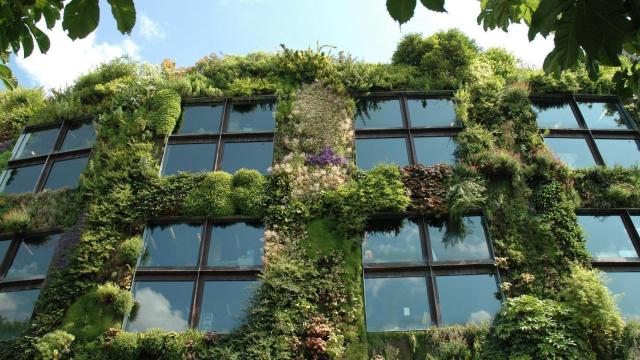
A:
147 89 182 137
61 288 125 341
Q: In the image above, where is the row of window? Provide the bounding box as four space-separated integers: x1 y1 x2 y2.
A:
0 119 95 194
3 211 640 340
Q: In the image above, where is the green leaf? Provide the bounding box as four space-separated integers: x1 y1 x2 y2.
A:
28 23 51 53
387 0 417 25
21 25 35 57
478 0 536 31
107 0 136 35
542 3 581 75
529 0 569 40
420 0 445 12
0 64 17 90
62 0 99 40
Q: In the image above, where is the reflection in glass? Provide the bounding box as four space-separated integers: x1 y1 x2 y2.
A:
60 120 96 151
544 137 597 169
127 281 193 332
178 105 223 134
594 139 640 168
142 223 203 267
227 103 275 133
605 272 640 321
221 141 273 174
198 280 257 333
532 99 580 129
0 288 40 341
0 164 43 194
437 274 500 326
161 143 216 176
577 216 638 259
407 98 459 128
429 216 491 262
209 223 264 267
362 219 423 264
414 136 456 166
354 99 403 129
356 138 409 170
5 234 60 279
0 239 10 262
12 127 59 160
43 156 89 190
364 277 430 331
578 102 630 129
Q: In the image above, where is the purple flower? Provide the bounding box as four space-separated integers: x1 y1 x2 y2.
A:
305 147 347 167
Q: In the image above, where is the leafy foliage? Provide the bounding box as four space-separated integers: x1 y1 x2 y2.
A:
34 330 75 360
146 89 181 137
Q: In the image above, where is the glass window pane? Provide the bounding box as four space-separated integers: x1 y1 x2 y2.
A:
437 274 500 326
356 138 409 170
208 223 264 267
0 239 10 263
178 105 223 134
362 219 423 264
221 141 273 174
407 98 459 128
594 139 640 168
5 234 60 280
161 143 216 176
578 102 631 129
43 156 88 191
414 136 456 166
0 288 40 341
198 280 257 333
605 272 640 321
0 164 43 194
141 223 203 267
544 137 597 169
429 216 491 262
577 215 638 259
12 127 59 160
60 120 96 151
227 103 275 133
364 276 430 332
355 99 403 129
126 281 193 332
532 99 580 129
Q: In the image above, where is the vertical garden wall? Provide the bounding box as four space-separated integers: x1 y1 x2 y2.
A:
0 30 639 359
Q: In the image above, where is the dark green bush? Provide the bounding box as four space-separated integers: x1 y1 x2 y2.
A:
147 89 182 137
115 236 144 266
182 171 234 217
231 169 266 217
622 322 640 360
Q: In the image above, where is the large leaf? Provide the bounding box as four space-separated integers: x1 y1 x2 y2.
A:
0 64 17 90
387 0 417 25
62 0 99 40
478 0 536 31
529 0 570 40
542 3 582 75
37 0 64 29
107 0 136 35
420 0 446 12
578 0 631 66
21 24 35 57
28 23 51 53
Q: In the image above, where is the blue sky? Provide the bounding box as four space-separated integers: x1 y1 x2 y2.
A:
10 0 553 90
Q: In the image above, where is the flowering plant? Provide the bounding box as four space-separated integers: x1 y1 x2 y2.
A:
305 147 346 167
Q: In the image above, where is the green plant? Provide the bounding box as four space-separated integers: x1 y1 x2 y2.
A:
34 330 75 360
182 171 234 217
231 169 267 217
1 206 30 233
115 236 144 266
147 89 182 137
96 282 134 316
622 322 640 360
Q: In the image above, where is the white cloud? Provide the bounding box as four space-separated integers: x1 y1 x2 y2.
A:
128 287 189 332
138 14 166 40
468 310 492 324
0 293 18 313
14 24 140 90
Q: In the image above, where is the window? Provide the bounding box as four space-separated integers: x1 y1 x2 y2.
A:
161 98 275 176
354 94 461 170
126 219 263 333
362 215 501 331
1 118 95 194
534 95 640 168
0 232 60 340
579 210 640 320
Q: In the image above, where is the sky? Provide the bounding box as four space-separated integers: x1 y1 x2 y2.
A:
10 0 554 91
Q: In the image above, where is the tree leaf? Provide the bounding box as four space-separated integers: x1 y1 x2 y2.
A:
387 0 417 25
21 24 35 57
62 0 99 40
529 0 570 40
420 0 446 12
542 4 581 75
0 64 17 90
28 23 51 53
107 0 136 35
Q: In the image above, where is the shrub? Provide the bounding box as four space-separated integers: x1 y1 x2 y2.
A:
105 331 140 360
485 295 584 359
147 89 182 137
183 171 234 217
455 124 495 160
34 330 75 360
96 282 134 316
232 169 266 217
622 322 640 360
0 207 31 233
401 164 453 217
116 236 144 266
